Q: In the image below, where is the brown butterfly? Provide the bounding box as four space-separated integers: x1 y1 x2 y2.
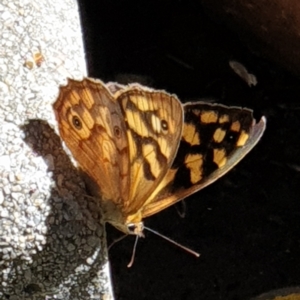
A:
53 77 266 254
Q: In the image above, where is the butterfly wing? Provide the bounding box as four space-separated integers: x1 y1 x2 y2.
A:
115 86 184 217
53 78 129 204
140 102 266 218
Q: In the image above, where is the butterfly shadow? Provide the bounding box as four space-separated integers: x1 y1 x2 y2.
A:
20 119 109 299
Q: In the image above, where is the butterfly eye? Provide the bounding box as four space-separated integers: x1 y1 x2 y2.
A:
127 224 136 233
161 119 168 132
114 126 122 138
72 116 82 130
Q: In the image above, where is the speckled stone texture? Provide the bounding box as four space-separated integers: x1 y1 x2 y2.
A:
0 0 113 299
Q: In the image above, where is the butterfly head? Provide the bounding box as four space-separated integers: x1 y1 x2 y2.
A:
126 222 145 237
108 217 145 237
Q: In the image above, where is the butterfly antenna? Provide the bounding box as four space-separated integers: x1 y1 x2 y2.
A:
108 234 128 251
127 235 139 268
144 226 200 257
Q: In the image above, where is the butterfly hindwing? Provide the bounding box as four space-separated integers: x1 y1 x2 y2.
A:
141 102 266 218
53 78 129 204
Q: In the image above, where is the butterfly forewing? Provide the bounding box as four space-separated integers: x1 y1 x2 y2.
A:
116 88 184 216
141 102 266 218
53 78 129 204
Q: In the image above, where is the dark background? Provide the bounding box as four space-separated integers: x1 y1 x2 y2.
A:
78 1 300 299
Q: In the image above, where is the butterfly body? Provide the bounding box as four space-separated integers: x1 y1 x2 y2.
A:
53 77 266 236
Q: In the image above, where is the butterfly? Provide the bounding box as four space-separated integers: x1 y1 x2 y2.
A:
53 77 266 242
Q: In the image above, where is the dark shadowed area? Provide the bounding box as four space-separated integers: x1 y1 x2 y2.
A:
78 1 300 299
